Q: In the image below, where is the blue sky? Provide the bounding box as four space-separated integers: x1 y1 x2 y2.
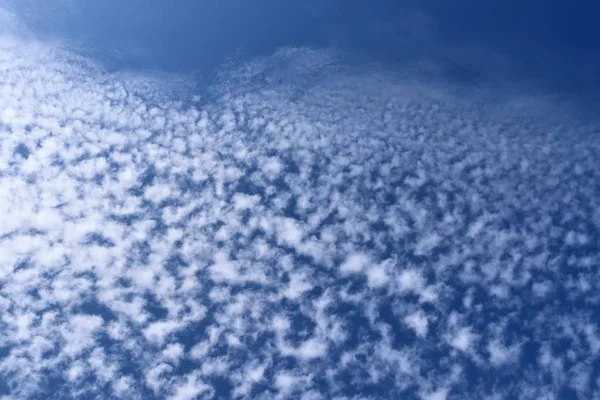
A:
0 1 599 399
10 0 600 98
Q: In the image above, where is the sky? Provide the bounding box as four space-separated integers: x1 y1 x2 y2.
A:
8 0 600 97
0 1 599 400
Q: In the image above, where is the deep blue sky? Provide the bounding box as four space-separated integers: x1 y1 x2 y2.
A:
18 0 600 97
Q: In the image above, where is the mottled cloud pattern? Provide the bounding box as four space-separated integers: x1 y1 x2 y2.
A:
1 20 600 400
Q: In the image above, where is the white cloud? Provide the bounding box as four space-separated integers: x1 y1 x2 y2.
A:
295 337 327 360
404 310 429 338
449 328 476 353
169 373 211 400
143 320 183 346
112 376 135 398
274 371 310 398
209 251 241 283
414 232 442 256
261 156 283 179
233 193 261 211
396 269 425 293
340 252 369 274
146 363 173 393
0 17 598 400
421 388 448 400
275 217 304 247
366 263 389 288
61 314 104 357
487 339 520 367
283 272 313 299
162 343 185 365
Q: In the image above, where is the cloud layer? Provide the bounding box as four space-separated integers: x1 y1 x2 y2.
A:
1 18 600 400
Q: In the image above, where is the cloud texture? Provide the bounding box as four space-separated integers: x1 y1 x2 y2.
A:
1 9 600 400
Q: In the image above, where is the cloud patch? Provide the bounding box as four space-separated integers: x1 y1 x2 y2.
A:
0 12 599 400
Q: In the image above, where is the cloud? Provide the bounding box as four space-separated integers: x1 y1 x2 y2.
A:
0 9 599 400
449 327 476 353
340 252 370 274
404 310 429 338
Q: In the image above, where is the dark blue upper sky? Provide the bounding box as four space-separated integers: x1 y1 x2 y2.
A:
18 0 600 98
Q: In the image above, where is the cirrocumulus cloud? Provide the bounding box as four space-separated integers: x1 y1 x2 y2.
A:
0 6 599 400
